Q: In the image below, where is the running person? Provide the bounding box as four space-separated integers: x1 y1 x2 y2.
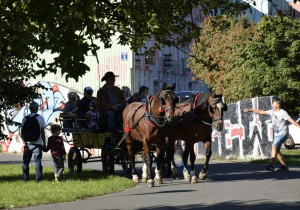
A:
244 98 300 171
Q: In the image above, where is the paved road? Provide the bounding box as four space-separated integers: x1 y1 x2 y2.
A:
1 153 300 210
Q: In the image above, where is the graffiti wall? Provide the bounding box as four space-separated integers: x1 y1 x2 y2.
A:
0 81 103 155
197 96 274 159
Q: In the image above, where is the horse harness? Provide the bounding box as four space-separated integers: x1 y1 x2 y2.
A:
124 89 175 140
170 93 224 130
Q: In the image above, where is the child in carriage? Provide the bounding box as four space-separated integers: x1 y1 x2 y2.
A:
85 100 101 132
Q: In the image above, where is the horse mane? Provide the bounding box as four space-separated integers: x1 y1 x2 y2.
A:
194 92 212 111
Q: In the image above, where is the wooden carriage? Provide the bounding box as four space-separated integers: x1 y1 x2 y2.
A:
58 113 131 175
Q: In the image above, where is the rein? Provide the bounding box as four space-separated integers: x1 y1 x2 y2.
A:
144 90 174 127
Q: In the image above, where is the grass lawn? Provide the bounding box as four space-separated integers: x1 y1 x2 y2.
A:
196 149 300 166
249 149 300 166
0 164 136 209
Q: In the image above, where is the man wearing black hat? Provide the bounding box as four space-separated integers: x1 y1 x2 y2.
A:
97 71 126 142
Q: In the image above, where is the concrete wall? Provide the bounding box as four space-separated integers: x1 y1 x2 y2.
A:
195 96 274 159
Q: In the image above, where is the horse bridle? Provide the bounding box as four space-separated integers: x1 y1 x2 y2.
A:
208 98 224 123
145 89 175 127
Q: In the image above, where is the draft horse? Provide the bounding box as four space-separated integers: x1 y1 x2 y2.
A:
122 83 178 187
168 91 227 183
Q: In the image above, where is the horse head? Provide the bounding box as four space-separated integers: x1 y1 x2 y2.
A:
207 92 227 131
153 82 178 123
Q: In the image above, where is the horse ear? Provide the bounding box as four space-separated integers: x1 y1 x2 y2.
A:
171 83 176 90
162 83 167 90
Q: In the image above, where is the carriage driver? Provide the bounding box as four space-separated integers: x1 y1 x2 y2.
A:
97 71 126 142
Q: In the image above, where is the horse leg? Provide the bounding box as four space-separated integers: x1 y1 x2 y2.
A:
143 142 154 187
127 137 139 183
199 141 212 180
169 138 180 179
141 150 148 183
154 144 163 185
189 147 198 183
183 143 191 182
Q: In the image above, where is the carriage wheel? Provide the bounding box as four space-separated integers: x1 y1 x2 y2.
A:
102 147 115 175
161 148 172 177
68 147 82 173
121 149 132 173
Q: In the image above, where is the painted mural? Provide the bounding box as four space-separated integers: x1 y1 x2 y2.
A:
0 81 88 154
197 96 274 159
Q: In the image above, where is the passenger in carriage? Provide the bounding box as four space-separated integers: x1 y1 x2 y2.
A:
97 71 126 142
139 86 149 103
77 86 94 128
122 86 132 103
85 101 101 132
127 92 141 104
62 92 79 128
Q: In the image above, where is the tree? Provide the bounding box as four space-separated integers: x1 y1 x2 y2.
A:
188 15 256 100
243 15 300 114
189 14 300 115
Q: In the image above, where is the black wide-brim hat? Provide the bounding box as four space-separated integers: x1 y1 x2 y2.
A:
101 71 119 82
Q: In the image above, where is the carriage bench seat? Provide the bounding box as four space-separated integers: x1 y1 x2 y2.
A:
62 128 105 133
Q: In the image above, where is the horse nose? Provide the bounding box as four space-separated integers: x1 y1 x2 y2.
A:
166 114 173 122
216 123 223 132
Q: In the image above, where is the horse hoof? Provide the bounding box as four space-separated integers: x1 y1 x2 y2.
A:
132 177 140 183
173 173 180 180
184 175 191 182
199 172 207 180
147 179 154 187
191 176 198 183
155 178 163 185
142 176 147 183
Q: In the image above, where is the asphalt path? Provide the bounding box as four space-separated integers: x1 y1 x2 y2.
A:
1 153 300 210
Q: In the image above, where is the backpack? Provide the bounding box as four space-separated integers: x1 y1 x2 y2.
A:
21 114 41 142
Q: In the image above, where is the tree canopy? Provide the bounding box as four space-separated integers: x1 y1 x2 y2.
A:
1 0 299 138
188 14 300 115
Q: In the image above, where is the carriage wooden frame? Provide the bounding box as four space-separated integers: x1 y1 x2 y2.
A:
58 114 131 175
58 114 171 176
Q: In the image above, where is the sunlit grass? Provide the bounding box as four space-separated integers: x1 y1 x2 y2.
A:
195 149 300 166
249 149 300 166
0 164 136 209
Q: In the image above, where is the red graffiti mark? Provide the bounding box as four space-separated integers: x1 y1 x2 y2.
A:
231 127 244 139
60 103 65 110
91 148 95 156
52 85 59 93
8 132 14 139
1 140 11 153
227 138 231 146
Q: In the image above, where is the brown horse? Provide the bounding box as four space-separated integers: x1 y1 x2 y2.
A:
122 83 178 187
168 91 227 183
